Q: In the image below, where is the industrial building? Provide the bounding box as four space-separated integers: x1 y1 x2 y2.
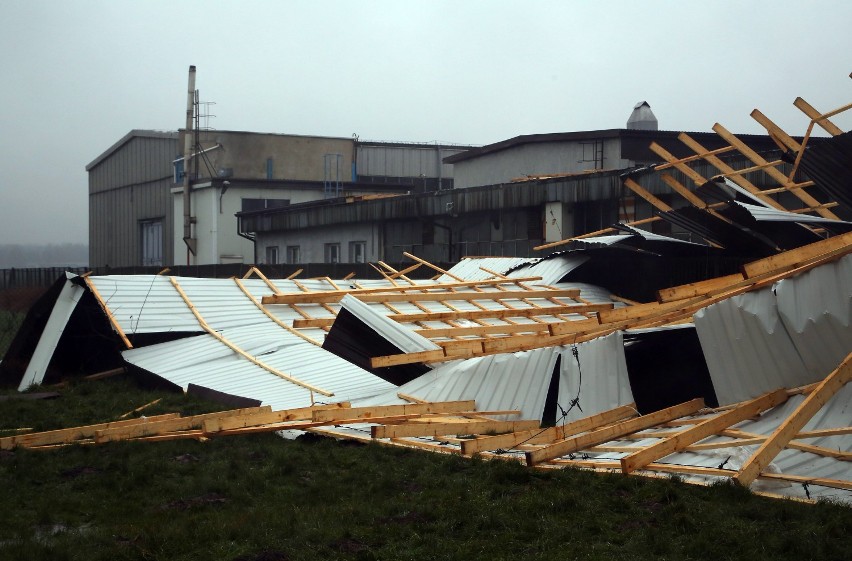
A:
87 127 469 268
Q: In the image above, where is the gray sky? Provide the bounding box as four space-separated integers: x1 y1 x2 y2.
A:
1 0 850 245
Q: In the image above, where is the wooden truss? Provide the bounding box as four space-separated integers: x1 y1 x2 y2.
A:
535 92 850 252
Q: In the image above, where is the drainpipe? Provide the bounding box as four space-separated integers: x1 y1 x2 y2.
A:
182 65 197 264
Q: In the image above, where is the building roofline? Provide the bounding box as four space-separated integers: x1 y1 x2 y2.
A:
442 128 783 164
86 129 178 171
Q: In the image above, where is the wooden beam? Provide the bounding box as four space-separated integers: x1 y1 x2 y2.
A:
203 402 350 433
169 277 334 397
653 144 736 170
622 178 673 212
533 216 662 251
403 252 464 281
734 352 852 487
311 400 477 422
660 173 708 209
712 123 839 219
677 133 788 211
264 287 576 305
620 389 788 473
233 277 322 347
741 230 852 278
461 404 637 455
0 413 181 450
657 273 745 303
794 97 844 136
413 322 552 338
372 419 540 439
95 406 271 443
525 398 705 466
750 109 802 152
83 276 133 349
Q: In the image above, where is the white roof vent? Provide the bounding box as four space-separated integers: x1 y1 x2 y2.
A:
627 101 658 131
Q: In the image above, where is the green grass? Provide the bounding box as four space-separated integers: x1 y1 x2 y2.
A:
1 377 850 561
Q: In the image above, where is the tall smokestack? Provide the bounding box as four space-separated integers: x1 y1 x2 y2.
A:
183 65 197 261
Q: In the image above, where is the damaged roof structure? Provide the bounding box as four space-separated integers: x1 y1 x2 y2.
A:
2 85 852 505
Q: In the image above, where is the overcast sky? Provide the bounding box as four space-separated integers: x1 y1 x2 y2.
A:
1 0 850 246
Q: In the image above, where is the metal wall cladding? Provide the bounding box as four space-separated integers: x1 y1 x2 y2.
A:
88 134 179 268
694 254 852 405
357 145 466 179
122 324 396 411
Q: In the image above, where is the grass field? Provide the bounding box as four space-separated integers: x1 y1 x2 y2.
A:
1 377 850 561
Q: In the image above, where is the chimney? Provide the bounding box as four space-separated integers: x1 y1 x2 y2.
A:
627 101 658 130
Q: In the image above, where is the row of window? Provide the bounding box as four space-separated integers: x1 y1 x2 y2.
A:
265 241 366 265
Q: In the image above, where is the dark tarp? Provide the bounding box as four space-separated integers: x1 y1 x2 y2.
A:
798 130 852 213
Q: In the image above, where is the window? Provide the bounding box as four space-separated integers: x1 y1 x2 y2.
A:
324 243 340 264
265 246 279 265
286 245 300 264
266 157 274 180
349 241 366 264
140 219 163 266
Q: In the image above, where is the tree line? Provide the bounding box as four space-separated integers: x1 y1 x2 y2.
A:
0 243 88 269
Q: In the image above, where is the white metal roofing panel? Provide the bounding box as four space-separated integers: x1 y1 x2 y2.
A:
19 274 85 390
356 331 633 423
122 324 395 411
556 331 634 424
87 275 199 334
694 288 809 405
572 235 633 246
339 294 440 353
506 255 590 285
439 257 534 282
774 254 852 379
695 254 852 405
358 348 558 421
735 201 852 225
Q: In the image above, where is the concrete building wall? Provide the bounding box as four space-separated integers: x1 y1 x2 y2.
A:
182 130 355 182
452 139 628 189
256 222 381 265
87 132 178 268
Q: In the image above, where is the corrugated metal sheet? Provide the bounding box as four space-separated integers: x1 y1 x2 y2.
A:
695 254 852 405
122 323 395 411
339 295 440 353
356 332 633 423
88 132 178 268
798 130 852 211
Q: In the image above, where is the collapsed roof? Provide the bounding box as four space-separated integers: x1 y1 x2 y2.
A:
3 84 852 505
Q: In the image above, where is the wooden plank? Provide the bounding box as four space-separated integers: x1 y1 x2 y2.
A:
533 217 662 251
620 389 788 473
83 276 134 349
741 230 852 278
311 400 476 422
261 276 544 304
525 398 704 466
677 133 788 211
734 352 852 487
95 406 271 443
370 349 447 368
0 413 182 450
657 273 745 303
660 173 709 209
264 287 578 305
750 109 802 152
413 322 552 338
461 404 637 455
794 97 844 136
170 277 333 397
712 123 839 219
118 398 162 419
234 277 322 347
623 177 673 212
653 144 736 170
372 419 540 439
402 252 464 281
388 304 609 323
203 402 350 433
